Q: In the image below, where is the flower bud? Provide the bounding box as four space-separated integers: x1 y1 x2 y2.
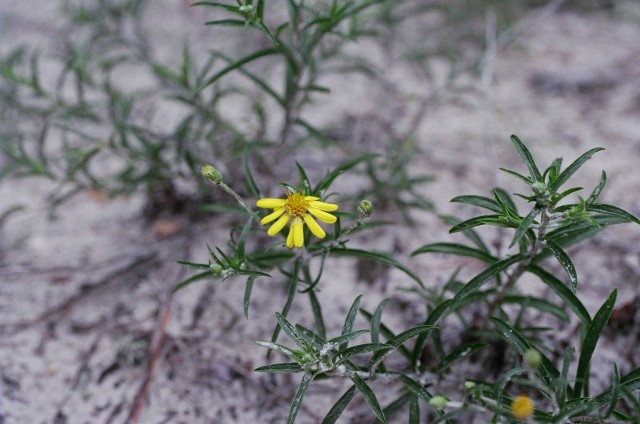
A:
464 381 476 390
210 263 223 275
511 395 533 420
523 349 541 369
202 165 222 184
358 199 373 218
531 181 547 195
429 395 448 411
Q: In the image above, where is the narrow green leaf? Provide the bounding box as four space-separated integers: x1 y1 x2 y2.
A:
243 276 255 319
172 270 214 292
526 265 591 325
255 362 303 373
338 343 392 359
452 255 524 302
409 395 420 424
502 295 570 322
451 195 501 213
544 220 604 250
411 243 497 263
288 374 313 424
243 153 261 197
587 204 640 225
236 217 254 259
197 47 280 92
574 289 617 398
545 157 562 182
449 214 515 233
494 188 519 214
327 330 369 347
276 312 308 350
294 327 325 352
308 290 326 339
204 19 246 27
510 134 542 182
351 374 386 423
555 398 597 419
254 340 299 359
604 364 621 418
552 186 583 204
510 207 539 247
439 215 490 253
499 167 533 184
295 161 312 194
550 147 604 191
387 325 436 349
587 171 607 205
556 347 575 408
495 367 528 398
248 250 296 267
545 240 578 292
192 1 240 12
341 295 362 350
330 248 424 289
596 368 640 404
176 260 210 270
399 374 432 402
371 299 389 344
322 385 357 424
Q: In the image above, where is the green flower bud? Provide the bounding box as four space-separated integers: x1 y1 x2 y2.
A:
524 349 542 369
358 199 373 218
202 165 222 184
531 181 547 195
464 381 476 390
210 263 223 275
429 395 448 411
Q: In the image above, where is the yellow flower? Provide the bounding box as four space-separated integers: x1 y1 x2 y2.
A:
256 191 338 248
511 395 533 421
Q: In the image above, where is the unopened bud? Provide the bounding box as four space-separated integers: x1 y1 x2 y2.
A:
210 263 223 275
531 181 547 195
464 381 476 390
524 349 541 369
429 395 448 411
202 165 222 184
358 199 373 218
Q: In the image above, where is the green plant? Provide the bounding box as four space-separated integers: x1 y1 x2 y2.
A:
179 135 640 423
0 0 390 215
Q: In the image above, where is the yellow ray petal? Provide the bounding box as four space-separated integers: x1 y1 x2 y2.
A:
293 219 304 247
260 207 285 225
303 214 326 239
256 198 286 209
286 225 295 248
308 207 337 223
304 196 320 201
309 201 338 212
268 214 289 236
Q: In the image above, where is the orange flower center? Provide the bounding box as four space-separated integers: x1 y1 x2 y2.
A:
285 192 308 217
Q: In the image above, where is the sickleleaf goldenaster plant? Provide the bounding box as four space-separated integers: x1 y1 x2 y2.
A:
256 191 338 248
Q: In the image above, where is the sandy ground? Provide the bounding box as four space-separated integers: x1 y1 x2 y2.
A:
2 2 640 423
